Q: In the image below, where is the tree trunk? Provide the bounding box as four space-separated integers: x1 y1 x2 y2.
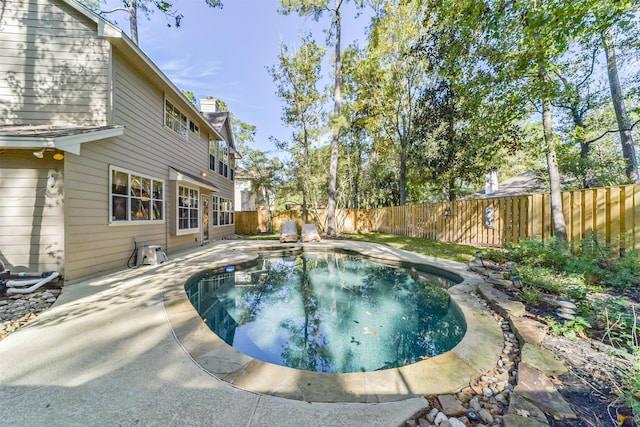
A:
128 0 138 45
541 78 568 242
302 125 309 224
603 30 639 183
326 1 341 237
399 138 407 206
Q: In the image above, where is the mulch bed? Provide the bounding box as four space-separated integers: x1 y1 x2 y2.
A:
511 294 637 426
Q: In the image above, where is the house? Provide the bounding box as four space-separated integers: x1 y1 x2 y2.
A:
0 0 238 282
234 168 275 212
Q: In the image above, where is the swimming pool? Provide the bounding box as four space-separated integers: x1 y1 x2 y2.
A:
165 240 503 402
185 251 466 373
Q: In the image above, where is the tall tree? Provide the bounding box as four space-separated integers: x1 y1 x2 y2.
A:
355 0 428 205
85 0 223 45
588 1 640 183
267 35 325 223
279 0 363 237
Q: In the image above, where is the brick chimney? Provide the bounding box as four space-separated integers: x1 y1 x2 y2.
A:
200 96 219 113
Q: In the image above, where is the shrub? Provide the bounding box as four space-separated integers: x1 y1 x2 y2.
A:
548 316 592 341
504 238 570 269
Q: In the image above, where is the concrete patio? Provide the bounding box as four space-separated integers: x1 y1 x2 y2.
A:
0 240 501 426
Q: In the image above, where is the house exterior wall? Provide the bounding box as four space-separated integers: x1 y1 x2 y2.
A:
62 48 235 281
0 151 65 274
0 0 111 126
1 0 235 282
235 178 256 211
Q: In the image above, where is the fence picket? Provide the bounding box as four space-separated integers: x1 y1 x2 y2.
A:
234 184 640 250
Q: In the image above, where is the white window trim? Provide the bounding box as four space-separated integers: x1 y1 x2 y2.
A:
109 165 165 225
164 98 188 140
176 184 200 235
212 196 235 227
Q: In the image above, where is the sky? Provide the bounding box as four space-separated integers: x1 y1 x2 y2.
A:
99 0 372 158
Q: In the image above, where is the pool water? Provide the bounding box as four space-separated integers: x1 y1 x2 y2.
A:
186 252 466 373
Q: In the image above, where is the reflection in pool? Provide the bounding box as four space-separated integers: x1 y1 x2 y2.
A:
185 252 466 373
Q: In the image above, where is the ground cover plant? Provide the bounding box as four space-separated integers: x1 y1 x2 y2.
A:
349 232 639 424
487 237 640 425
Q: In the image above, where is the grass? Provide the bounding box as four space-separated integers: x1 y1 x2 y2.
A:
341 232 482 263
240 231 482 263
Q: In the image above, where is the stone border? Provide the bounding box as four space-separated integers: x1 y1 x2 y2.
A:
471 260 577 424
163 241 504 403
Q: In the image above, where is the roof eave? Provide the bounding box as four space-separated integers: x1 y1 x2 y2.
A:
0 126 125 155
62 0 225 142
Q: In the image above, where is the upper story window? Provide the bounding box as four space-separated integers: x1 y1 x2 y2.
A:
165 99 187 138
110 166 164 223
189 121 200 135
218 141 230 178
218 142 225 176
209 139 217 171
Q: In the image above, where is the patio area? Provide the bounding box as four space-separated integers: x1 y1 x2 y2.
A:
0 240 501 426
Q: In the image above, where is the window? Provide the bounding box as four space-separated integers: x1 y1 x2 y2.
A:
217 141 230 178
212 196 219 226
209 139 217 171
165 99 187 138
189 121 200 135
212 197 234 226
110 167 164 223
218 142 224 176
178 185 199 233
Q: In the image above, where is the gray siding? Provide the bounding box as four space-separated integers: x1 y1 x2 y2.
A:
0 0 110 126
0 151 64 274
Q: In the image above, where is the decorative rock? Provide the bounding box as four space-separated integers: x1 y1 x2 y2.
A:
521 343 568 376
447 419 466 427
418 419 430 427
478 285 526 318
438 394 467 417
486 277 514 289
469 397 482 412
456 392 471 403
427 408 439 422
514 363 577 420
557 312 576 321
482 387 493 397
509 316 547 346
405 420 417 427
434 411 448 425
439 421 452 427
507 393 549 425
556 300 577 309
502 414 549 427
478 409 494 424
495 392 509 406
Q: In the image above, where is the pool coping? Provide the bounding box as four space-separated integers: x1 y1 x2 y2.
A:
163 240 504 403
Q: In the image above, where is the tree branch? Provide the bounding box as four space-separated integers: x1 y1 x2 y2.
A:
585 118 640 145
99 7 128 14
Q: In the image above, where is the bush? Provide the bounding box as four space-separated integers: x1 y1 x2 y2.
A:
504 238 570 270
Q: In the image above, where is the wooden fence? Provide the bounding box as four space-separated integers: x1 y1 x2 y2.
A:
235 184 640 251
